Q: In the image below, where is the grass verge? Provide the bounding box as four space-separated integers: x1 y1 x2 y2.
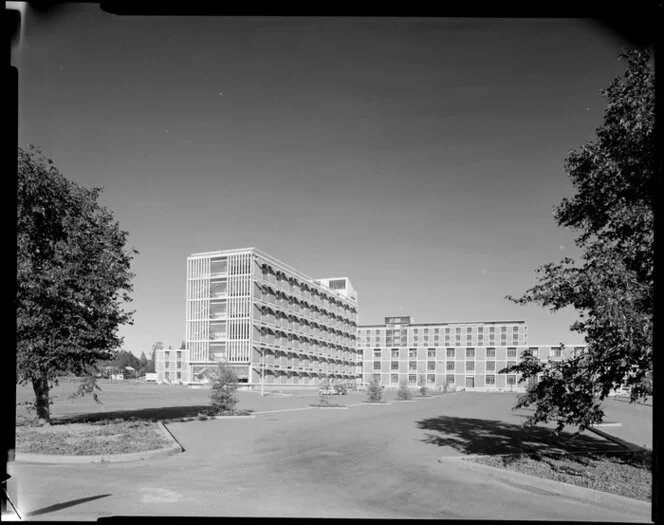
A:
470 450 652 502
16 418 172 456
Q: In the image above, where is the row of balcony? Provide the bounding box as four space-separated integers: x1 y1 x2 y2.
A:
256 362 356 377
256 298 357 340
257 322 356 353
256 315 355 345
258 273 357 315
256 340 357 365
259 295 355 330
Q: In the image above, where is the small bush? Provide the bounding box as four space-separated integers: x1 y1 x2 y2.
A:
397 380 412 400
366 377 383 402
197 415 208 421
206 362 239 413
419 378 428 397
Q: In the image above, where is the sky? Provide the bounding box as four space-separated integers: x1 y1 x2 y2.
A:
14 8 634 355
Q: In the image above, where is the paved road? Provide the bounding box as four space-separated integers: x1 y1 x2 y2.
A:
9 393 650 521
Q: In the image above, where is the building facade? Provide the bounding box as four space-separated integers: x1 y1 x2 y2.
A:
360 316 584 391
156 247 359 386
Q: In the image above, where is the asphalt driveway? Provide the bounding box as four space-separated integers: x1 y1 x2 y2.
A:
8 393 651 521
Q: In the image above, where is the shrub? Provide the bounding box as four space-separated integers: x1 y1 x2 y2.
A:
397 380 412 400
206 362 239 413
419 377 428 397
366 377 383 402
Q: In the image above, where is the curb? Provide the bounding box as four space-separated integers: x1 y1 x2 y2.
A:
209 415 256 420
314 406 348 410
394 400 417 403
14 421 184 464
591 422 623 427
586 426 647 452
359 402 393 406
252 407 317 415
454 456 651 508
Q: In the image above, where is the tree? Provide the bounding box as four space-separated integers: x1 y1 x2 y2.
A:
17 146 137 423
397 379 412 400
179 340 186 350
502 49 654 433
206 362 239 414
366 377 383 403
138 351 150 376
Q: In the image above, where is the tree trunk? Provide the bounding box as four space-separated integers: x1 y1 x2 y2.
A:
31 374 51 425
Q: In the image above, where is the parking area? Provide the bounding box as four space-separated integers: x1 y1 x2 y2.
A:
9 391 650 521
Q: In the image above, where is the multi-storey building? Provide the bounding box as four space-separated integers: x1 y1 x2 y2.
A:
156 247 359 386
360 316 585 391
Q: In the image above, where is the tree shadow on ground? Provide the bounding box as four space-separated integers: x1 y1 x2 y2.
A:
51 405 213 424
416 415 626 456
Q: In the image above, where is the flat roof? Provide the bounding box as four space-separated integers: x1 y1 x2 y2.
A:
359 320 527 328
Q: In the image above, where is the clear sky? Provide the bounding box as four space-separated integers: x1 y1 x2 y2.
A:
15 8 633 355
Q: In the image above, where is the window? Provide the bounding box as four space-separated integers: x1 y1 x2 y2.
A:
485 375 495 385
176 371 181 380
553 348 562 357
507 348 517 357
445 328 450 334
507 376 517 385
501 326 507 333
456 327 461 334
486 348 496 358
165 361 170 369
177 362 182 369
409 349 416 358
427 374 435 384
513 326 519 332
446 374 455 385
478 326 483 333
506 361 516 368
465 377 475 388
486 361 495 371
446 362 455 371
409 362 417 371
489 327 495 333
467 327 472 333
391 374 399 384
456 334 461 341
447 348 455 358
391 361 399 370
501 333 507 339
373 361 381 370
478 334 484 341
466 361 475 371
427 361 436 371
391 349 399 358
466 334 472 341
374 349 381 358
408 374 417 384
466 348 475 358
373 374 381 383
177 351 182 358
427 348 435 358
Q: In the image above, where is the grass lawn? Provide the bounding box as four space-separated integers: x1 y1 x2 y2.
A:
16 418 172 456
471 450 652 502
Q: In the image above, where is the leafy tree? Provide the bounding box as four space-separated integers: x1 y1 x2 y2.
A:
206 362 239 413
16 146 136 423
138 351 150 376
501 49 654 433
366 377 383 403
397 379 412 400
418 377 428 397
179 340 186 350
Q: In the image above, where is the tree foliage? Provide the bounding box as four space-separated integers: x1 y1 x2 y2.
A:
502 49 654 433
397 379 412 400
207 362 239 413
366 377 383 402
16 146 137 422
